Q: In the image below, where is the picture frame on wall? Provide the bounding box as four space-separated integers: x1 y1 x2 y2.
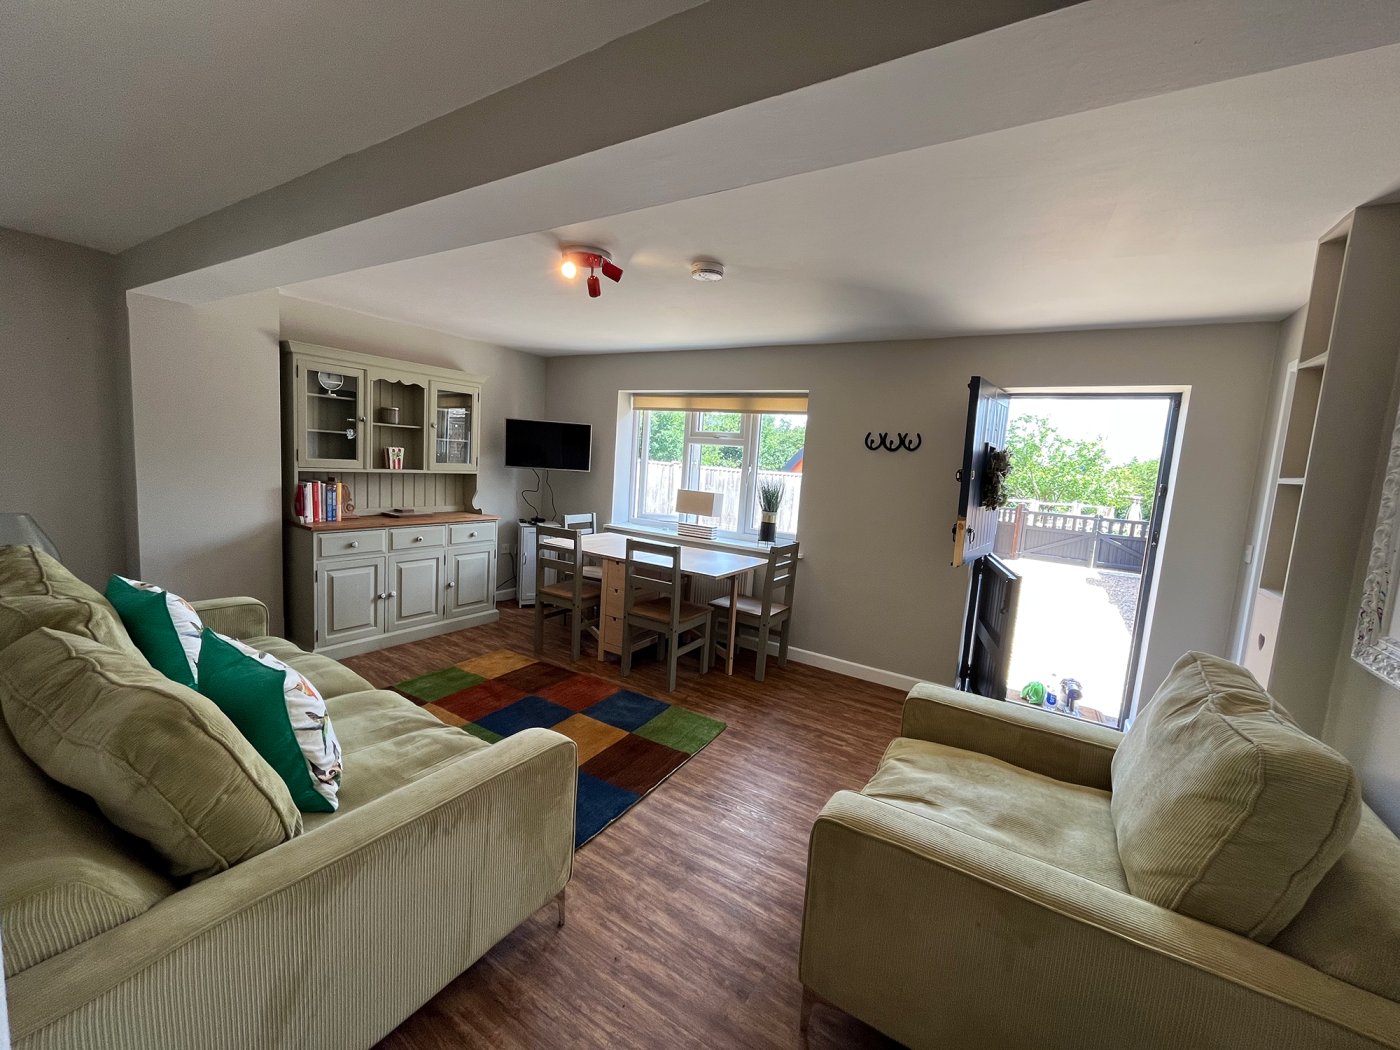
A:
1353 391 1400 688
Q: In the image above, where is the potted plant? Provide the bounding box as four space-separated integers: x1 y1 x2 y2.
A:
758 479 785 543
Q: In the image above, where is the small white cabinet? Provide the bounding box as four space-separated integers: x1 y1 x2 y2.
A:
387 551 443 631
316 556 385 646
446 545 494 618
287 517 498 658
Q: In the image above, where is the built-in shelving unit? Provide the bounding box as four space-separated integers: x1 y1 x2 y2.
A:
1238 204 1400 731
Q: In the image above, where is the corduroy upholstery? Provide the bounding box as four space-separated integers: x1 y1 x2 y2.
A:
863 736 1127 892
1 572 577 1050
1112 652 1361 940
0 696 175 977
9 728 576 1050
188 596 270 643
1272 805 1400 1002
0 629 302 881
800 681 1400 1050
246 634 374 699
0 546 142 659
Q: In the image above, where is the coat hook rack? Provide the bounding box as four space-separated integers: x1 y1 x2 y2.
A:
864 431 922 452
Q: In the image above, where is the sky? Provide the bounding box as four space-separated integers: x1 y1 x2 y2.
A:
1008 396 1172 464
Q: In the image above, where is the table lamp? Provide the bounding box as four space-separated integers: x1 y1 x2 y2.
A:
0 514 59 558
675 489 723 541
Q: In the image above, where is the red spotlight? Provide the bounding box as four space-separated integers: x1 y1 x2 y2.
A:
587 273 601 298
600 258 623 283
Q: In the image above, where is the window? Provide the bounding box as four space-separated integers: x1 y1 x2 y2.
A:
629 393 807 540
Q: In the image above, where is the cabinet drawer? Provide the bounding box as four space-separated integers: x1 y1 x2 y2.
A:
390 525 445 550
603 584 624 618
316 530 386 559
449 521 496 546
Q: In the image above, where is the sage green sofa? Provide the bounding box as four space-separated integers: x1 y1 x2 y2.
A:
801 680 1400 1050
0 548 577 1050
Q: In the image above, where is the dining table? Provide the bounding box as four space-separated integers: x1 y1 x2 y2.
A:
541 530 768 675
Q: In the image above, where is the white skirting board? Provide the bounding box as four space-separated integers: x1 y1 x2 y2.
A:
783 646 922 692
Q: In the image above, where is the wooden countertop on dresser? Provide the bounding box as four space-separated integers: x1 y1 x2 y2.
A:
290 512 501 532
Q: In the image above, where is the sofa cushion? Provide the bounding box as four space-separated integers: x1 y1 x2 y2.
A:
0 629 302 881
244 635 374 699
105 575 204 688
1111 651 1360 941
862 736 1128 891
1271 805 1400 1002
303 688 488 830
0 711 175 977
0 546 141 659
197 629 343 813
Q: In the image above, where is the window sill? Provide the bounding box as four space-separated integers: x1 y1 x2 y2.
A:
606 521 800 557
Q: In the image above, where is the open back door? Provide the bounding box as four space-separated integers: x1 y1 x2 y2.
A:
954 375 1018 697
952 376 1011 566
957 554 1021 698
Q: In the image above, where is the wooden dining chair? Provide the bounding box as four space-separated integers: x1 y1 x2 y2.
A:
621 539 712 692
707 541 799 682
533 525 601 661
562 512 603 581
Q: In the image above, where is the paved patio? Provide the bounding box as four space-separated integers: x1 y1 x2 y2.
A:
1003 556 1142 727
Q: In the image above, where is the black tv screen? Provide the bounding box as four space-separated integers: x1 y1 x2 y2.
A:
505 418 592 472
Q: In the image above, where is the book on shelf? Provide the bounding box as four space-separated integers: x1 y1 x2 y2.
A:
293 480 351 524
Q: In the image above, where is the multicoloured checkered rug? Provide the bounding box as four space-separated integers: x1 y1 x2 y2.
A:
393 650 726 848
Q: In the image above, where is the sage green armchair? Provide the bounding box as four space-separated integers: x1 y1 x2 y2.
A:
799 683 1400 1050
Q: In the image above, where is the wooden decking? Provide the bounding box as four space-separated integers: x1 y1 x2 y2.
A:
345 601 905 1049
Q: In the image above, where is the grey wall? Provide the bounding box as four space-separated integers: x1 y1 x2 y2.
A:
278 294 548 581
1322 343 1400 828
0 227 126 585
544 323 1279 699
121 293 546 623
126 289 283 620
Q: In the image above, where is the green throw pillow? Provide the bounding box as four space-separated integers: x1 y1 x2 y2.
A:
196 629 342 813
105 576 203 688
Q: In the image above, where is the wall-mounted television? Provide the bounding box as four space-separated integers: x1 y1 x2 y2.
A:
504 418 592 472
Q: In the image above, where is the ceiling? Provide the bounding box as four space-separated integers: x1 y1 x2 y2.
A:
285 42 1400 354
0 0 702 252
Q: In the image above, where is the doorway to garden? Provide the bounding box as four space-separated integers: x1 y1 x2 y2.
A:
955 384 1179 729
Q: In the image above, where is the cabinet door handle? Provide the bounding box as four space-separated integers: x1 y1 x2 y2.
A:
414 536 424 542
358 415 366 422
468 531 476 538
445 581 455 589
349 541 359 548
387 590 397 598
376 592 387 600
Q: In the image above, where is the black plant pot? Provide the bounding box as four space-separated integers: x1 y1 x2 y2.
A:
759 515 777 543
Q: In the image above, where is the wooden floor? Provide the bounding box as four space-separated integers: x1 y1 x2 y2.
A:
346 602 907 1050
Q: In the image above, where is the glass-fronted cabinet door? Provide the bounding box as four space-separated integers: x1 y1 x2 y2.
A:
295 357 367 469
428 380 479 472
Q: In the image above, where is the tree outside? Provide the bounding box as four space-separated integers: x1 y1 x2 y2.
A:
1005 414 1159 518
645 411 806 470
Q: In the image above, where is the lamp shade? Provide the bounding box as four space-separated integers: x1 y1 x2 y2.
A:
675 489 722 519
0 513 59 558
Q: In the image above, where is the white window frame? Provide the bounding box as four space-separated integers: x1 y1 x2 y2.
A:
629 408 801 542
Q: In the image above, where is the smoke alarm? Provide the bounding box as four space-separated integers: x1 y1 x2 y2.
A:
690 260 725 282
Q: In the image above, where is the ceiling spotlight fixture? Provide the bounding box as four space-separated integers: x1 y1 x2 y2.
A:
559 245 623 298
690 259 725 282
